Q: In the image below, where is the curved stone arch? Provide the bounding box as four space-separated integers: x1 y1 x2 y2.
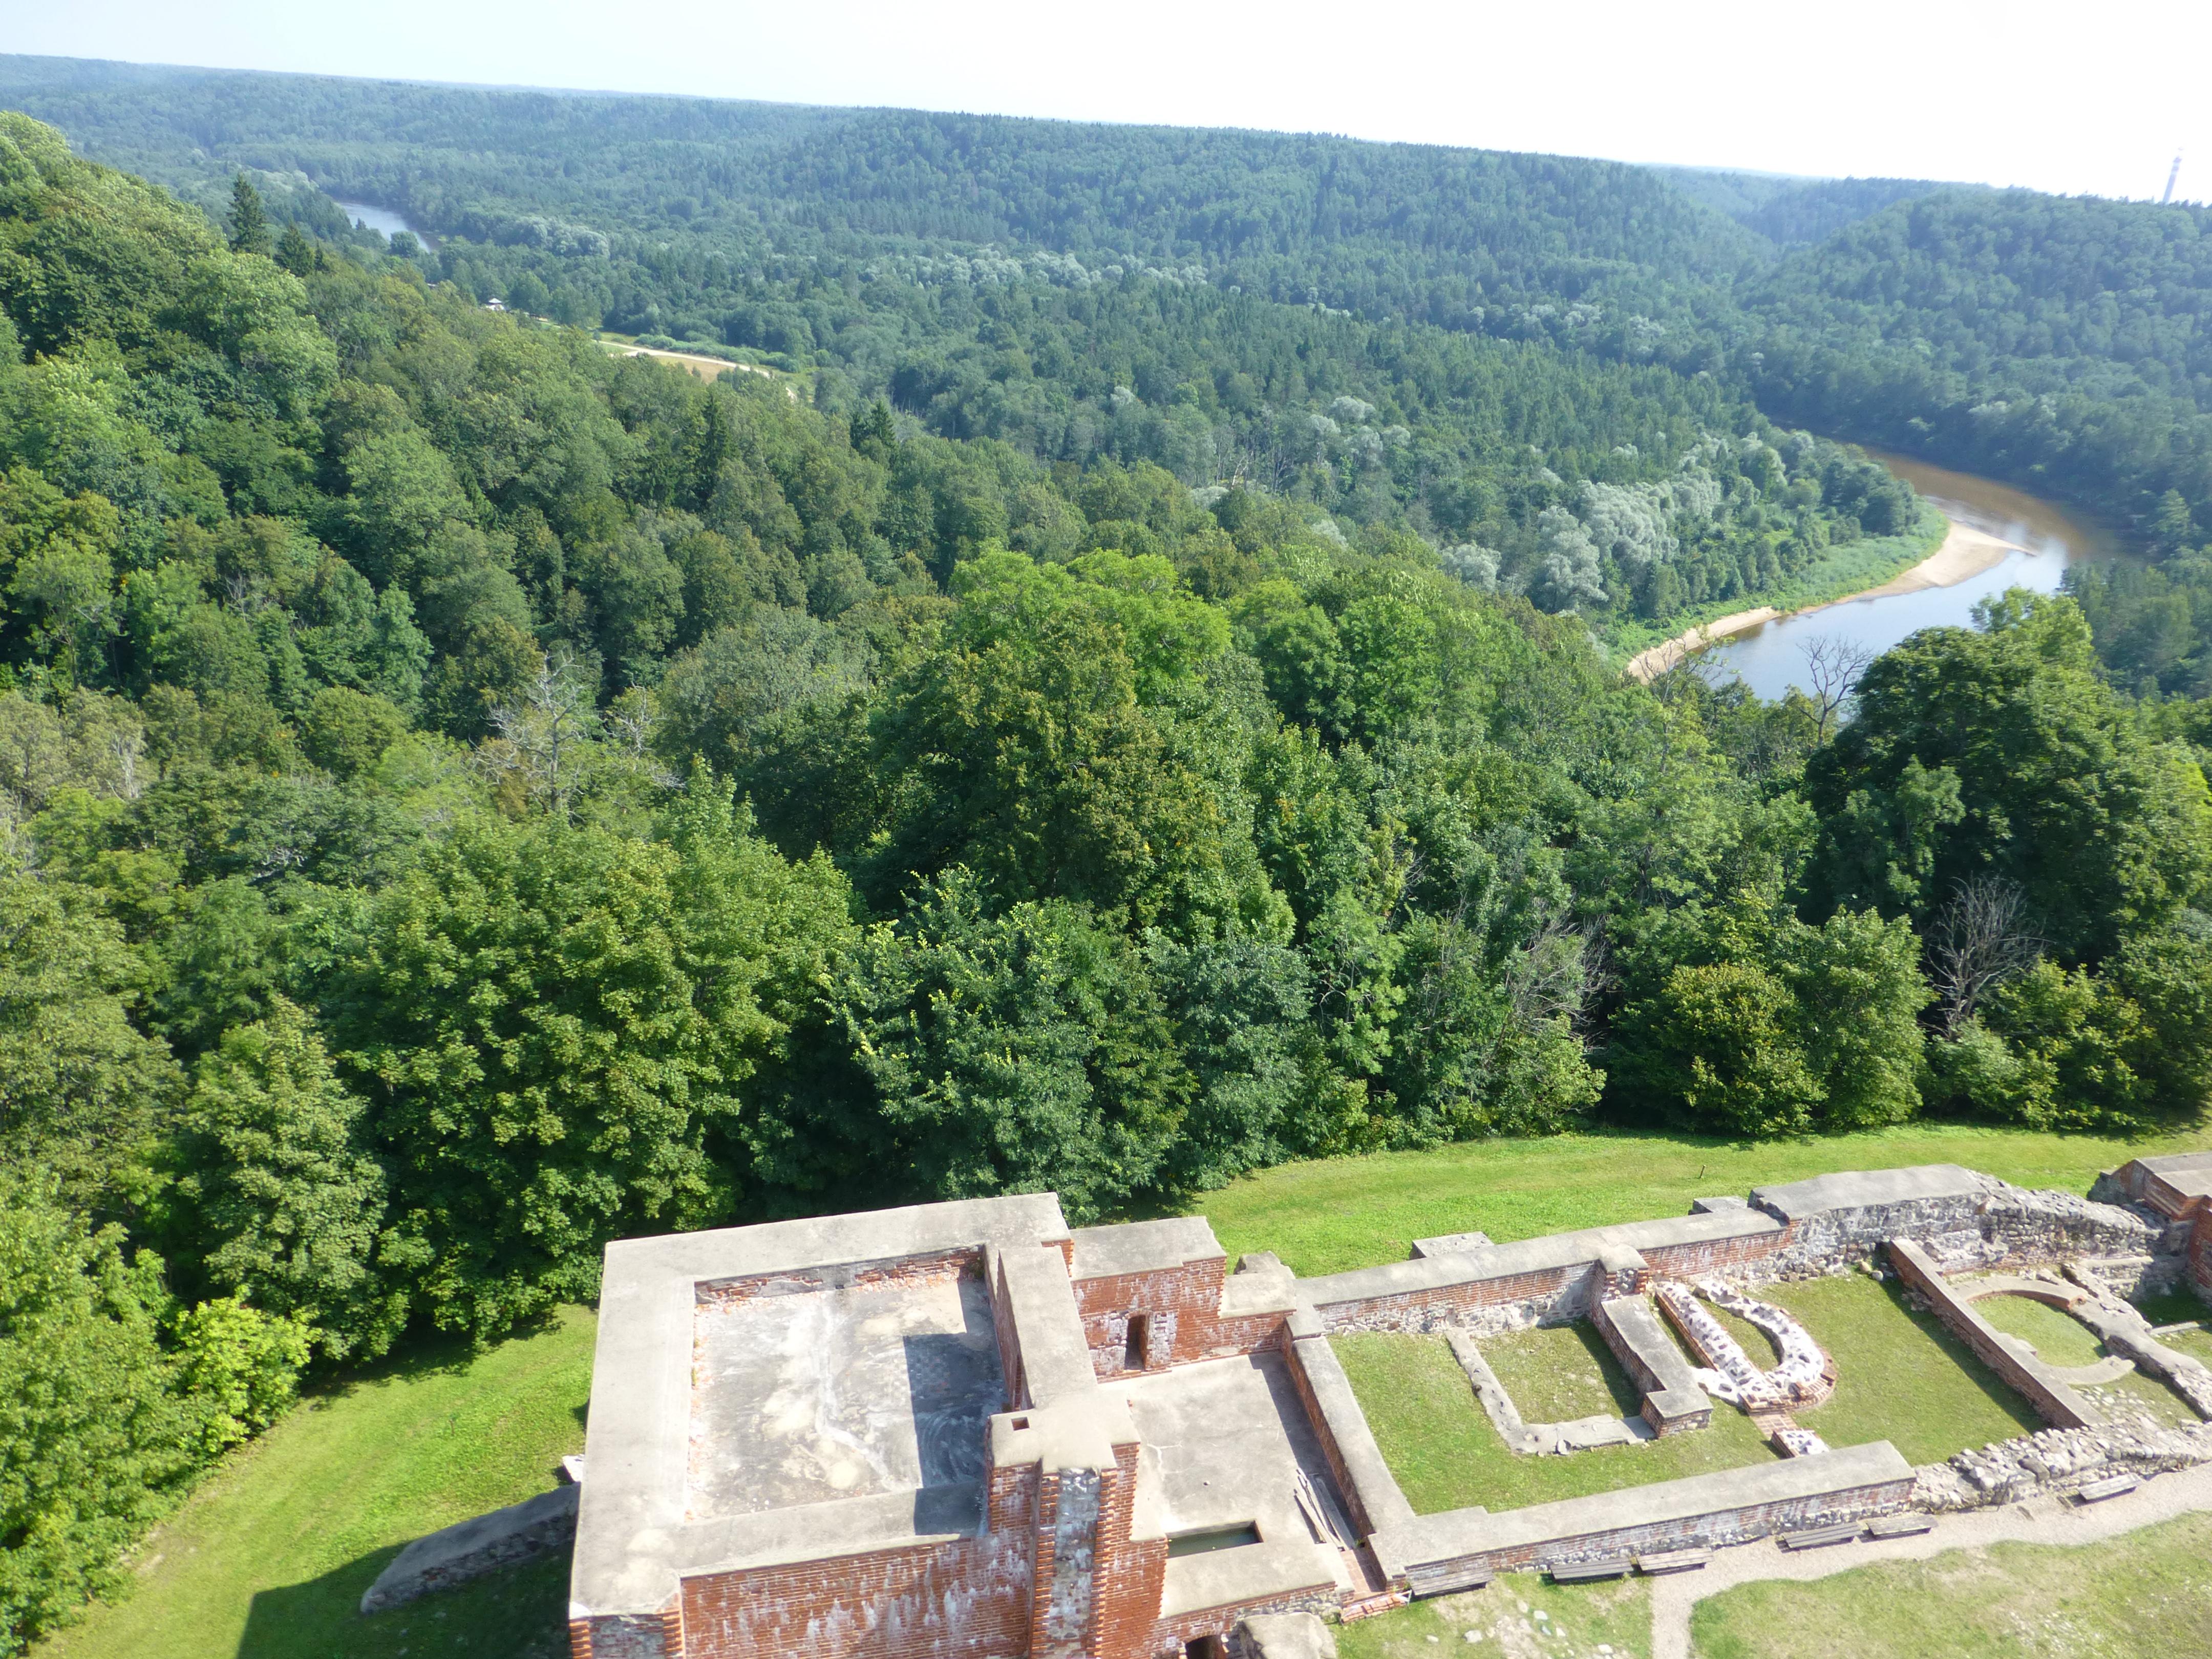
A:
1652 1280 1836 1412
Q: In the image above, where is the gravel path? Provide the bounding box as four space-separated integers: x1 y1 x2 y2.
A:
1648 1462 2212 1658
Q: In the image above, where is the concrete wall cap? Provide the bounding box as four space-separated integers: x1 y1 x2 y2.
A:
1241 1611 1340 1659
1370 1442 1911 1574
1068 1216 1225 1280
1749 1165 1981 1222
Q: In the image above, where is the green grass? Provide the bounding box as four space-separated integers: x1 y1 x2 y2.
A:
1967 1293 2108 1370
1689 1510 2212 1658
1600 504 1948 663
1333 1331 1780 1514
1482 1324 1642 1423
2166 1326 2212 1365
1338 1571 1651 1659
1779 1273 2041 1463
39 1308 594 1659
2132 1284 2209 1327
1190 1124 2210 1277
1706 1301 1780 1367
2081 1370 2202 1431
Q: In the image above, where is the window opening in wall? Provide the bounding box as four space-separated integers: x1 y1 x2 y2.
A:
1185 1633 1230 1659
1167 1524 1262 1559
1123 1312 1151 1371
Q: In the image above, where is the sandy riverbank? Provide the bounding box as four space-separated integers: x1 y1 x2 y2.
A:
1624 516 2024 681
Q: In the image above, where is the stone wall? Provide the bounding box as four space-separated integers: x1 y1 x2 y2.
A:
1307 1170 2175 1344
1755 1174 2166 1282
1885 1239 2097 1430
1592 1295 1710 1436
1373 1445 1913 1578
1913 1420 2212 1511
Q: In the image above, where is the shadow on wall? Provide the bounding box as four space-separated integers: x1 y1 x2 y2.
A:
236 1547 570 1659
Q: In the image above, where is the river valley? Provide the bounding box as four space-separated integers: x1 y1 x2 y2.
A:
1682 451 2118 700
331 199 431 246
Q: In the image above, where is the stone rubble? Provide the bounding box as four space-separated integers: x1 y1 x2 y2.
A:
1911 1419 2212 1512
1773 1427 1830 1458
1652 1280 1828 1409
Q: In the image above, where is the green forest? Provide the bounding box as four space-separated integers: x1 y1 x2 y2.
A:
0 55 2209 1656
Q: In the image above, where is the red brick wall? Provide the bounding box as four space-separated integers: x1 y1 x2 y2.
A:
1280 1339 1373 1535
695 1248 983 1309
676 1534 1032 1659
1641 1230 1788 1280
1090 1442 1168 1659
1074 1260 1225 1374
1312 1262 1586 1329
990 1253 1029 1409
2190 1213 2212 1300
1072 1261 1291 1375
2144 1174 2205 1222
1145 1585 1340 1659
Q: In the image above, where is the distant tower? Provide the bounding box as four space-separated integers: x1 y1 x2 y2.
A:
2163 151 2184 205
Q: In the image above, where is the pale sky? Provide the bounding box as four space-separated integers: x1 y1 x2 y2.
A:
5 0 2207 203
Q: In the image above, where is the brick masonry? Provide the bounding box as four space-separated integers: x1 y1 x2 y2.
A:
570 1158 2204 1657
1070 1252 1297 1380
1394 1460 1915 1576
1886 1238 2097 1430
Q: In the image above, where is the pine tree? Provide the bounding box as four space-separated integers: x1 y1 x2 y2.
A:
227 173 269 255
273 220 317 275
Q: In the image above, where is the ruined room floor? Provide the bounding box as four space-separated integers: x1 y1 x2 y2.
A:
1119 1351 1357 1589
687 1269 1004 1519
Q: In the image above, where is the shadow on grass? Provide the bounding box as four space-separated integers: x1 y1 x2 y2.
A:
292 1308 577 1413
239 1549 570 1658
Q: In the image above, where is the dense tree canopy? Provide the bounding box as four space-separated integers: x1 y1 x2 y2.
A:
0 80 2208 1655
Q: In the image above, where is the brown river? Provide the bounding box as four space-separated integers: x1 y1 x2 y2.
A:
1697 450 2118 701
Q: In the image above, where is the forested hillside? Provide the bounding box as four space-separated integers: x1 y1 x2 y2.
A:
10 51 2207 595
0 63 2210 1656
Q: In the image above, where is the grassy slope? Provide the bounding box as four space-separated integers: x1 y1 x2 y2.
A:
1190 1123 2212 1277
39 1308 594 1659
1690 1511 2212 1658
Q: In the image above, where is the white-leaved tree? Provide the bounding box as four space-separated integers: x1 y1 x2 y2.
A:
1532 506 1606 612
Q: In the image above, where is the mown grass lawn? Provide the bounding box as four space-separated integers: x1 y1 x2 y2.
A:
1333 1330 1781 1515
1777 1272 2040 1464
1967 1290 2108 1369
1482 1323 1642 1423
1190 1124 2210 1276
1689 1511 2212 1658
1337 1570 1651 1659
39 1308 594 1659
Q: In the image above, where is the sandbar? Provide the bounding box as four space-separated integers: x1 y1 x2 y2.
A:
1624 516 2023 682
